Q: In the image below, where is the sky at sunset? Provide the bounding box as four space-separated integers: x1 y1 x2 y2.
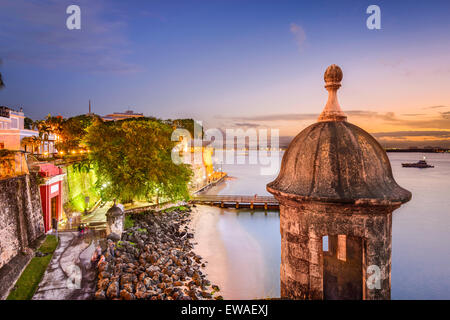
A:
0 0 449 146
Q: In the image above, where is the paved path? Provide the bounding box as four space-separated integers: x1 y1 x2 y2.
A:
33 232 98 300
81 202 111 226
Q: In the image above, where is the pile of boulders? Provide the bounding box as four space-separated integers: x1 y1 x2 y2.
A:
94 206 222 300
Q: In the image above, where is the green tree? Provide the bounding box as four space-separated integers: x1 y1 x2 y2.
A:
169 119 203 139
24 117 34 130
84 118 192 203
56 114 97 152
20 136 42 154
21 136 38 153
36 120 51 154
44 115 63 136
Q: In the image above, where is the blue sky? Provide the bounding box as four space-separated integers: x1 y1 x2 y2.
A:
0 0 449 140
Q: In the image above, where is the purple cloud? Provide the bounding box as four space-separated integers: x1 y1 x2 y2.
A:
0 0 141 74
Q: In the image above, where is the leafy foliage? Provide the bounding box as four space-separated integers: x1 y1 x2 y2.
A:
84 118 192 203
72 158 92 173
124 216 135 229
21 136 41 153
29 114 98 154
66 164 99 212
168 118 203 139
24 117 34 130
52 114 97 152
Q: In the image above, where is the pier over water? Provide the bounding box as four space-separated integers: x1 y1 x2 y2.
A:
192 194 279 209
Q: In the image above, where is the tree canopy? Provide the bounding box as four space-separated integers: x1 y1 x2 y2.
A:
84 118 192 203
168 119 203 139
56 114 97 152
24 117 34 130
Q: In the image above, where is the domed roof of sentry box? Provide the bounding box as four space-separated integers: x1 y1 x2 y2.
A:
267 65 411 205
106 203 123 217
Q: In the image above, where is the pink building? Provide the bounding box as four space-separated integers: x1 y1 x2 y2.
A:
0 106 38 151
37 163 65 232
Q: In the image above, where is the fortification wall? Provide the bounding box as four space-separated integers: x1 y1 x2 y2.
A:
0 173 45 269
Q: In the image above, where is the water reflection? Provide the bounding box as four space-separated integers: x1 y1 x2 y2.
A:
193 153 450 299
192 208 281 300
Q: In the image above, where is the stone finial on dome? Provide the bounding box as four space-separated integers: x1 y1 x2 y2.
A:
318 64 347 122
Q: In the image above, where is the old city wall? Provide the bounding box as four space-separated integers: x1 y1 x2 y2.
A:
278 199 394 300
0 173 45 269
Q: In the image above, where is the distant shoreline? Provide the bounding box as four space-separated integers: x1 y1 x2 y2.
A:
385 148 450 153
210 147 450 153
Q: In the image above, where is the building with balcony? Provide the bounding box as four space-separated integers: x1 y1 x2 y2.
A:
0 106 39 151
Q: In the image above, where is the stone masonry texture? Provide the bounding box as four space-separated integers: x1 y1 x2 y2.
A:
0 173 45 269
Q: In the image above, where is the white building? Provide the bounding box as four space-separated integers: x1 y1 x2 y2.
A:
101 110 144 122
0 106 39 151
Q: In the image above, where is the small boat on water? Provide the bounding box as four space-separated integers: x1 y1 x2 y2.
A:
402 157 434 168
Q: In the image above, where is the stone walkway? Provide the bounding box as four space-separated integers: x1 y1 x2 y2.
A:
81 202 111 226
32 232 98 300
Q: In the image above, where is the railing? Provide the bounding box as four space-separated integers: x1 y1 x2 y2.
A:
192 195 278 204
192 194 279 209
191 172 228 194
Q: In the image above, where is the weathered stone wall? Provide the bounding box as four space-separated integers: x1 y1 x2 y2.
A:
24 173 45 242
278 198 394 300
0 173 45 269
0 182 20 270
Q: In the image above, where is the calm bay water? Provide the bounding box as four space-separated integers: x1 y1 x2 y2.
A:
195 152 450 299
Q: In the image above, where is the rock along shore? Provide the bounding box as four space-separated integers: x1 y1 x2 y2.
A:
94 205 222 300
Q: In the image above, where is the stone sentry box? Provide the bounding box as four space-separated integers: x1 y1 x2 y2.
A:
106 203 124 240
267 65 411 300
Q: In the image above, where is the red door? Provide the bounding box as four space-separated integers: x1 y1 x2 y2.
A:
51 196 58 224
